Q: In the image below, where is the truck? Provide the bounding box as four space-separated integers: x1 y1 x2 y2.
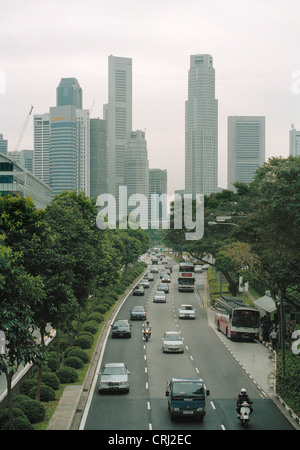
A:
165 378 210 421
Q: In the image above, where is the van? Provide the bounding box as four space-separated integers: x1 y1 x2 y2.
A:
166 378 210 421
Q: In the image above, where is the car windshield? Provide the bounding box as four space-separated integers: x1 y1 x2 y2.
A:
103 366 126 375
133 307 144 310
164 334 182 341
155 291 164 296
182 306 193 310
114 321 128 327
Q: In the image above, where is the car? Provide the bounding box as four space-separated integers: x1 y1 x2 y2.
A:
150 266 159 273
153 290 166 303
157 282 169 293
111 319 132 338
178 304 196 319
162 331 184 353
98 362 131 393
130 305 147 320
160 270 170 279
161 274 171 283
201 264 209 270
162 258 168 264
133 284 145 296
140 278 150 288
194 265 202 273
165 264 173 273
146 272 154 281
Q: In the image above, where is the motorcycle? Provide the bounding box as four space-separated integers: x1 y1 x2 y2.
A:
143 328 151 342
238 401 251 428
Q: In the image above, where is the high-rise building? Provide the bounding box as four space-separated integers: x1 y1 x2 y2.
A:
106 55 132 209
149 168 168 225
90 118 107 199
227 116 265 190
185 54 218 196
124 130 149 223
57 78 82 109
33 113 50 185
49 105 78 196
0 134 7 155
76 109 90 196
289 125 300 156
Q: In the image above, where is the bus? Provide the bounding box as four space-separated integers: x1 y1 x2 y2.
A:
215 296 260 341
178 262 195 292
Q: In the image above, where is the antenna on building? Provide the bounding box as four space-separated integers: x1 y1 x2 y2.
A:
291 123 295 129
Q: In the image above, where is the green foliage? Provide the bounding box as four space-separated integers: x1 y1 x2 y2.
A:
276 349 300 416
81 321 98 334
41 372 60 390
14 395 45 424
64 356 84 369
56 366 79 384
65 348 90 364
88 312 104 323
73 335 92 349
28 383 55 402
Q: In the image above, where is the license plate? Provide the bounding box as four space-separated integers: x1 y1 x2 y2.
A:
183 411 193 415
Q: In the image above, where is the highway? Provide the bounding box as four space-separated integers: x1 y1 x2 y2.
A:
81 259 295 431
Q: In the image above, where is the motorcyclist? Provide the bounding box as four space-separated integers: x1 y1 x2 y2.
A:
143 321 152 337
236 388 253 416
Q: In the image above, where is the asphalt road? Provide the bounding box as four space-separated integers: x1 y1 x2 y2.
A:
82 260 295 431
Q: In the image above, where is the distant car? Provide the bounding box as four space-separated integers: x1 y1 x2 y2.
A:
150 266 159 273
194 265 202 273
146 273 154 281
157 282 169 294
201 264 209 270
98 362 131 393
140 278 150 288
178 304 196 319
162 258 168 264
153 290 166 303
133 284 145 296
162 331 184 353
130 305 147 320
165 265 173 273
111 319 132 338
161 274 171 283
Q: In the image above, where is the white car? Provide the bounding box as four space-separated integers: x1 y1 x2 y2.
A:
153 290 166 303
194 265 202 273
98 363 131 393
162 331 184 353
150 266 159 273
178 304 196 319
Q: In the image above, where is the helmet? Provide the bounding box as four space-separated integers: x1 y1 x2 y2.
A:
241 388 247 394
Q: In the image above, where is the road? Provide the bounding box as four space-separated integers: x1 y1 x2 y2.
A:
81 259 295 431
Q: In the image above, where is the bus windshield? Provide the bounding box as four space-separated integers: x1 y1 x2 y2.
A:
232 310 259 328
178 278 194 285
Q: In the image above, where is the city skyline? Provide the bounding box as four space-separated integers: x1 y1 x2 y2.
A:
1 0 300 195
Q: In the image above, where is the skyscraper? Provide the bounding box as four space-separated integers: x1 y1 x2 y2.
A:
289 125 300 156
90 118 107 199
149 168 168 225
33 113 50 185
105 55 132 210
76 109 90 196
227 116 265 190
57 78 82 109
185 54 218 196
0 134 8 155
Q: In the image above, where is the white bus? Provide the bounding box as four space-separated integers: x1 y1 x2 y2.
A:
178 262 195 292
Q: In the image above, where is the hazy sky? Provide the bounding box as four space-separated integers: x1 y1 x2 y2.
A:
1 0 300 195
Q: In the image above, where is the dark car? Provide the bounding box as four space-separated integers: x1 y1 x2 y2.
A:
130 306 147 320
133 284 145 296
161 274 171 283
111 319 132 338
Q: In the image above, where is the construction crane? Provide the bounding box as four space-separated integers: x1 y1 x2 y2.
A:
13 105 34 154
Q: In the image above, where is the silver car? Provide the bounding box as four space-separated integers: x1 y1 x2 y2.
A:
162 331 184 353
99 363 131 393
153 290 166 303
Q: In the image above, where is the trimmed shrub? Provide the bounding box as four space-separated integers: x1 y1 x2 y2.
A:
20 378 37 396
14 395 45 424
46 357 58 372
42 372 60 390
95 304 110 314
0 407 27 430
2 415 34 430
81 321 98 334
64 356 84 369
74 335 92 349
67 348 90 364
88 312 104 323
28 383 56 402
56 366 79 384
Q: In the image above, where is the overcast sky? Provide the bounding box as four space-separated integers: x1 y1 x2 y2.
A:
1 0 300 195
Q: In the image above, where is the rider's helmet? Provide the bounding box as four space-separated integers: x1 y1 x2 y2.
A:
146 321 150 325
241 388 247 394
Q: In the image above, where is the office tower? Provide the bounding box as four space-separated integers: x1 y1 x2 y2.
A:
124 130 149 222
106 55 132 209
90 118 107 199
57 78 82 109
19 150 33 173
76 109 90 196
49 105 77 196
227 116 265 189
0 134 7 155
185 54 218 196
33 113 50 185
149 168 168 224
289 125 300 156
